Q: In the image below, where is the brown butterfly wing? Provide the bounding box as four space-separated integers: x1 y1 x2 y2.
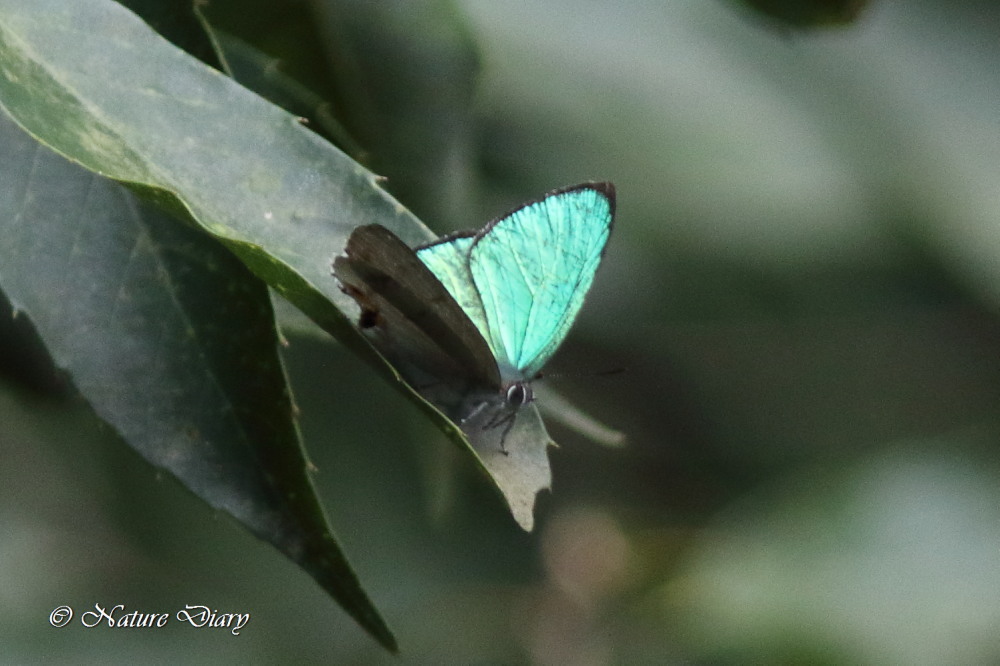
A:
332 224 501 402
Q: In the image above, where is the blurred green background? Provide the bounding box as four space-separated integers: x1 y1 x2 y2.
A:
5 0 1000 662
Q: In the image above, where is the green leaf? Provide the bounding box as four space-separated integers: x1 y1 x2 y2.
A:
463 404 553 531
0 112 396 651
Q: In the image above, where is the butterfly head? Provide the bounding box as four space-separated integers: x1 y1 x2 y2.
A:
503 380 534 409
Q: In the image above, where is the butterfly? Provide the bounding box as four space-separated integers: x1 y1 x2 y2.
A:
333 182 615 453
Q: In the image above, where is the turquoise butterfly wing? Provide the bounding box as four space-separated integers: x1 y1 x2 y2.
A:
416 182 615 381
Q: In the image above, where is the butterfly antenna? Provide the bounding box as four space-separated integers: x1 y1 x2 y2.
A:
534 366 627 382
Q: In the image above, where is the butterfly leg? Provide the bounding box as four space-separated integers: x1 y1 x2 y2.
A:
461 400 516 455
480 409 516 455
496 412 516 455
461 400 489 425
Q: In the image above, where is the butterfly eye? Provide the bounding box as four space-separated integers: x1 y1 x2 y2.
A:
505 382 533 407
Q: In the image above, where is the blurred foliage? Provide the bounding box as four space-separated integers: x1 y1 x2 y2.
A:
4 0 1000 662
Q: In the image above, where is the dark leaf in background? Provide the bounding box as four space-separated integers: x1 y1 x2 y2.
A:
205 0 481 230
212 31 365 156
118 0 224 68
735 0 870 27
309 0 481 228
0 289 66 396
